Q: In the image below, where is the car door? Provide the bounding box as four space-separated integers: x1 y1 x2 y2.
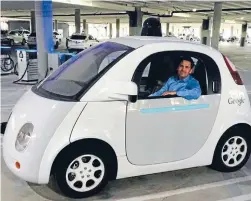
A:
126 50 221 166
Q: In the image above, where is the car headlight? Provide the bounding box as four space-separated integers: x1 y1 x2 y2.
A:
15 123 34 152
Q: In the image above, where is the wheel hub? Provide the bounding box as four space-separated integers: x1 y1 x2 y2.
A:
66 154 105 192
221 136 247 167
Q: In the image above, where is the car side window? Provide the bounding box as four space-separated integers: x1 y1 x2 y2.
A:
132 51 221 100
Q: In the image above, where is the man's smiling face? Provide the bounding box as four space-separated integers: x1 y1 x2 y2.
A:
177 60 193 79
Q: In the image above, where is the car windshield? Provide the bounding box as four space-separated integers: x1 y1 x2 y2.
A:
34 42 134 101
70 35 86 40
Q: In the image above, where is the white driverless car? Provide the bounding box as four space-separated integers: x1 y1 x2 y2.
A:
3 36 251 199
67 33 99 52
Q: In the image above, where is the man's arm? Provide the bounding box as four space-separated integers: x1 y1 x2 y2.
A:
176 80 202 100
149 78 171 97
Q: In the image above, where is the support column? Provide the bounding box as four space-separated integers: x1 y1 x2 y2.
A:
211 2 222 49
75 9 81 33
35 0 54 81
230 25 234 37
82 19 87 33
240 23 247 47
116 19 120 37
54 20 58 31
201 18 211 46
30 11 35 33
166 23 170 35
128 7 143 36
109 23 113 38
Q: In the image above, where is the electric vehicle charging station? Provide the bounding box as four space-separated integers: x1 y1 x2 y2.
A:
1 46 14 75
16 49 39 82
48 52 76 72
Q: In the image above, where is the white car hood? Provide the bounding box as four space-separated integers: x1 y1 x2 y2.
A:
3 89 77 155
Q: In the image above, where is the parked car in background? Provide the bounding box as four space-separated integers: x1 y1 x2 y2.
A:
227 36 239 42
1 29 30 46
1 30 13 46
66 33 99 53
246 35 251 44
53 31 63 42
27 32 60 49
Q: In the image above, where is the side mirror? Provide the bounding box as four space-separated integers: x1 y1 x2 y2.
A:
109 81 138 102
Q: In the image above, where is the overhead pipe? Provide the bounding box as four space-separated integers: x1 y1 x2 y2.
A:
173 7 251 13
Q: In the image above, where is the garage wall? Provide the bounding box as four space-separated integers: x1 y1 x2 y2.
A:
7 21 30 31
57 22 69 38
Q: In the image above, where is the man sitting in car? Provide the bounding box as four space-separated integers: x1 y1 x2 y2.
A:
150 57 201 100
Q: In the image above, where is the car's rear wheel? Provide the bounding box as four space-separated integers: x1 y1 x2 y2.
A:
53 146 110 199
210 130 251 172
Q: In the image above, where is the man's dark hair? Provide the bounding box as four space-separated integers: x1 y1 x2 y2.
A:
179 56 194 68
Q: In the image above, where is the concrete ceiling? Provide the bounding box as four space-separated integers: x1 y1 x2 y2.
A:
1 1 251 24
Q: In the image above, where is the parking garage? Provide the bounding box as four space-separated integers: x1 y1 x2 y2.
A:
1 1 251 201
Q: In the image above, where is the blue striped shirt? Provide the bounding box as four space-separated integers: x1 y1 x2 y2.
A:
149 75 202 100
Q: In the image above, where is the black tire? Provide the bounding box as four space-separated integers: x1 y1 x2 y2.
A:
53 145 110 199
210 129 251 172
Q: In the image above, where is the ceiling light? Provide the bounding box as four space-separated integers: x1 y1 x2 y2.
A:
192 8 197 12
241 17 244 20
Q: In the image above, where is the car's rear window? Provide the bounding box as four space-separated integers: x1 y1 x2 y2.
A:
70 35 86 40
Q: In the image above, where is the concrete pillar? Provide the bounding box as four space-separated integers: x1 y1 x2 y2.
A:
166 23 170 35
30 11 36 33
116 19 120 37
54 20 58 31
82 19 87 33
172 25 174 34
201 18 211 46
75 9 81 33
231 25 234 37
128 7 143 36
109 23 113 38
35 0 53 81
240 23 247 47
211 2 222 49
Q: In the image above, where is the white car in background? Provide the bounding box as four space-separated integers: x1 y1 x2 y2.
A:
4 29 30 46
53 31 63 42
27 32 60 49
246 35 251 44
66 33 99 53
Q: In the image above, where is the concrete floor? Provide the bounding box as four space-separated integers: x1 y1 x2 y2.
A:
1 43 251 201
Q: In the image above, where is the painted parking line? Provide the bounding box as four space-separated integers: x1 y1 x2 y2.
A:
118 176 251 201
216 193 251 201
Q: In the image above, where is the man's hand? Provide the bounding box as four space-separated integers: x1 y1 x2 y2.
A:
162 91 177 96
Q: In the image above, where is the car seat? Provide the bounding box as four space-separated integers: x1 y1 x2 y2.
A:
192 60 208 95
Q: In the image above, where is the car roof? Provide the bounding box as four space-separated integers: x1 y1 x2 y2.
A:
108 36 216 52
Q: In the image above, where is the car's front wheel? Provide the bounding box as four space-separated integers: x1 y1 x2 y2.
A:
53 146 109 199
210 130 251 172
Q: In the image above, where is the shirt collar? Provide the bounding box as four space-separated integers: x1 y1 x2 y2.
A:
175 75 190 82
